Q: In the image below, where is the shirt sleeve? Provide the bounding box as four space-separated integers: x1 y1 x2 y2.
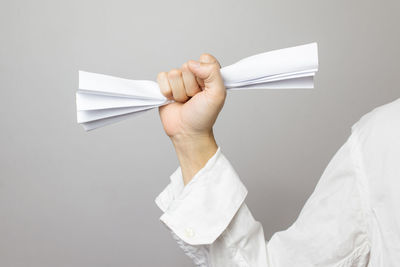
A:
265 132 371 266
155 132 371 267
155 147 267 266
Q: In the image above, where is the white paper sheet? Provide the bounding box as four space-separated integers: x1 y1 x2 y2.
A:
76 42 318 131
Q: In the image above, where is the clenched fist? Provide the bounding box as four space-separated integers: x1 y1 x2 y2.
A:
157 54 226 185
157 53 226 139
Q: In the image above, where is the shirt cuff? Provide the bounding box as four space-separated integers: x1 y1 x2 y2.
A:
155 147 248 245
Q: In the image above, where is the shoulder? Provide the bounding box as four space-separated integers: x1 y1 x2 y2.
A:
350 97 400 154
351 98 400 139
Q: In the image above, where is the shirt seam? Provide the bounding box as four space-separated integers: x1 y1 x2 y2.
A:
348 130 372 250
219 202 250 266
334 242 371 267
220 231 249 266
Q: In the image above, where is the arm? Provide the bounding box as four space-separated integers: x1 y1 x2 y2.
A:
156 54 267 266
171 132 217 186
157 53 225 185
156 54 370 266
155 146 266 266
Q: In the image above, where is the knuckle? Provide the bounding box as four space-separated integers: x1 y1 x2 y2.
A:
200 53 214 62
168 69 181 79
157 71 167 82
181 62 189 70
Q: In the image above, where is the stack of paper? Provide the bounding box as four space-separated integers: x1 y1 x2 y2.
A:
77 42 318 131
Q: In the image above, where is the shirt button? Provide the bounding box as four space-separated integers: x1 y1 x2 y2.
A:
185 227 195 238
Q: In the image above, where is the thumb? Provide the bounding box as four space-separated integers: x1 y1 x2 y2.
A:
187 56 225 97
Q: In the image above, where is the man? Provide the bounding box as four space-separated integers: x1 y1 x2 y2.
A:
154 54 400 266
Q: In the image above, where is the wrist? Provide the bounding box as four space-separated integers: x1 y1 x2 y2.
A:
171 131 218 185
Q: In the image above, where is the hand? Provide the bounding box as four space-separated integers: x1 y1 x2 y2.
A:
157 54 226 184
157 54 226 139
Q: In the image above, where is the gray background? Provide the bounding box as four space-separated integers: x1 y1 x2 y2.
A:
0 0 399 266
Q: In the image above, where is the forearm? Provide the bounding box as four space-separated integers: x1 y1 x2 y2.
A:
171 130 218 185
155 146 268 266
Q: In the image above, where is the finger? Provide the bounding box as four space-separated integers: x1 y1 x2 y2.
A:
188 58 225 98
168 69 189 103
195 53 222 89
157 72 173 100
196 74 205 89
181 62 201 97
199 53 221 68
187 60 222 84
195 53 220 88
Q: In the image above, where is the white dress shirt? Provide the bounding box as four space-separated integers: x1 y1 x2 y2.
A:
155 98 400 267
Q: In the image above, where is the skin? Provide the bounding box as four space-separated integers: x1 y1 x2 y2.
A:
157 54 226 185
